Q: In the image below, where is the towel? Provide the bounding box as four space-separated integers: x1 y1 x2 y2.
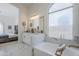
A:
55 44 66 56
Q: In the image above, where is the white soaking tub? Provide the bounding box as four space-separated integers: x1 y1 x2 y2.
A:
33 42 59 56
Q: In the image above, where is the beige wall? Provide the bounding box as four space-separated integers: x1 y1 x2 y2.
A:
11 4 29 42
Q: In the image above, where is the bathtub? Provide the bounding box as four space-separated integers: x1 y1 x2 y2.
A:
33 42 59 56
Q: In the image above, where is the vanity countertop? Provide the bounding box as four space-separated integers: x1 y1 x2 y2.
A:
62 46 79 56
34 42 59 56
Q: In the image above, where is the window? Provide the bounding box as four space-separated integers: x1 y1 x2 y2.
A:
0 23 3 34
48 3 73 40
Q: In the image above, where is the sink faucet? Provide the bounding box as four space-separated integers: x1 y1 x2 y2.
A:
60 34 64 40
74 36 79 41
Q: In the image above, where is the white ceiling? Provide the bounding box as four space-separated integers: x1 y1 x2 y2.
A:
12 3 50 8
0 3 19 18
21 3 49 7
11 3 33 8
0 3 50 18
20 3 33 7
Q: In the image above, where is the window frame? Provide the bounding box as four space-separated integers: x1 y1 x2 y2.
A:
48 4 74 40
0 22 3 34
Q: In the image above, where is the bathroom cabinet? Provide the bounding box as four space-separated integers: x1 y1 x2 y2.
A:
22 33 45 56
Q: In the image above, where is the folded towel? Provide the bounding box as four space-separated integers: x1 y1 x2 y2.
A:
55 44 66 56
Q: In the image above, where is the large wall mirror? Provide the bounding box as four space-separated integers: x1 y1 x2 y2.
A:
29 15 44 33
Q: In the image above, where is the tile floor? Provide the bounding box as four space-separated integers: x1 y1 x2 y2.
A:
0 41 32 56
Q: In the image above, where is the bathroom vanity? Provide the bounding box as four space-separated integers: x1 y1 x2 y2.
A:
22 33 45 55
22 33 45 45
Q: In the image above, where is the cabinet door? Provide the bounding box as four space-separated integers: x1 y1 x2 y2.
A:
22 33 32 45
18 43 32 56
34 48 51 56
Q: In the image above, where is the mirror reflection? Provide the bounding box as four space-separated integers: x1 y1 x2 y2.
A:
28 15 44 33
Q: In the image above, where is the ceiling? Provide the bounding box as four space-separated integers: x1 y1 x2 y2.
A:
11 3 33 8
0 3 51 18
20 3 33 7
0 3 19 18
11 3 50 8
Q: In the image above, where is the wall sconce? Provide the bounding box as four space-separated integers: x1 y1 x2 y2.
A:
22 21 26 32
22 21 26 26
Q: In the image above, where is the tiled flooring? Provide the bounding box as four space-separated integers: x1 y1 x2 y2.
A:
0 41 32 56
